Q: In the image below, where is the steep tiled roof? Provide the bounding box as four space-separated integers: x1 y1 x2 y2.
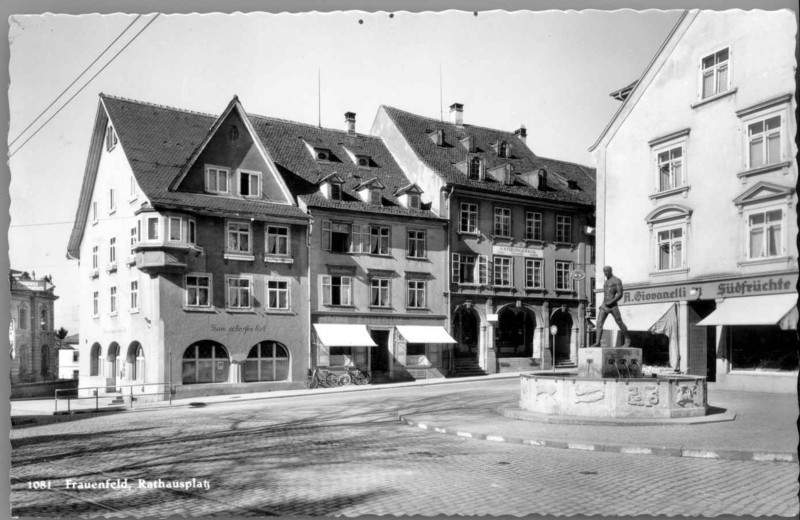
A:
101 95 308 220
248 114 443 220
381 105 596 205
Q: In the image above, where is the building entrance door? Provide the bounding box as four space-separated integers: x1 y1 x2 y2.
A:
551 310 573 365
453 307 479 360
370 329 391 382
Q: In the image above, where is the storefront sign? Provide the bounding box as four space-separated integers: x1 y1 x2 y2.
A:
210 323 269 334
622 286 695 304
715 276 793 297
492 245 543 258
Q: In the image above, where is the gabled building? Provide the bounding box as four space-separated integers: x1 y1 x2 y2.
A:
374 104 597 375
589 10 797 392
68 95 311 399
9 270 59 383
253 112 451 382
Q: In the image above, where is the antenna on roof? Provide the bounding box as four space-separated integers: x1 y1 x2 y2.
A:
439 63 443 122
318 67 322 128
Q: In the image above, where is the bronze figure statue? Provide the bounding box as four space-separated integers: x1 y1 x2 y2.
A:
590 266 631 348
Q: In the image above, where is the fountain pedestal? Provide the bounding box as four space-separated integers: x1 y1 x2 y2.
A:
578 347 643 378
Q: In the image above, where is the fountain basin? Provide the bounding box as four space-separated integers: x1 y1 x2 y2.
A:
519 372 708 419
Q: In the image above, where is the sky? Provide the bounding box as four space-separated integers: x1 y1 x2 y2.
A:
0 7 764 333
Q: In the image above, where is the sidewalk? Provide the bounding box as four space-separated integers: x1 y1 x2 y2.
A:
10 374 798 463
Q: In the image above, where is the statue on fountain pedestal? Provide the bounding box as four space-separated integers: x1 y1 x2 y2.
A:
590 265 630 348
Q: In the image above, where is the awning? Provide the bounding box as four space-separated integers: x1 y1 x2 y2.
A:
396 326 457 344
697 294 797 330
604 302 675 331
313 324 377 347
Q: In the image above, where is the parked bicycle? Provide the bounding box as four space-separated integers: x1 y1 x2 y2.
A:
304 368 340 389
337 366 371 386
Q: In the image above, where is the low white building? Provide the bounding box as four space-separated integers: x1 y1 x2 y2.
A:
590 10 797 392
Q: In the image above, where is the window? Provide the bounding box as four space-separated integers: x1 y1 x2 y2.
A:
168 217 183 242
747 115 782 169
555 261 573 291
452 254 489 285
369 226 390 255
146 216 160 241
266 279 290 310
40 307 48 330
130 280 139 311
266 226 289 256
370 190 382 206
92 246 99 270
105 125 117 151
133 345 144 381
73 352 79 363
322 221 352 253
108 188 116 212
494 207 511 237
226 222 251 253
370 278 391 307
205 166 230 194
182 341 229 384
409 194 420 210
700 48 729 99
657 228 684 271
493 256 512 287
556 215 572 243
657 146 684 192
109 237 116 264
747 209 784 259
92 292 99 317
407 230 426 258
322 275 352 306
18 304 28 330
499 142 510 158
130 226 139 253
468 157 482 180
186 275 211 307
244 341 290 382
226 276 252 309
459 203 478 234
407 280 426 308
525 258 543 289
92 201 98 222
525 212 542 241
188 219 197 245
240 170 260 197
110 286 117 314
129 175 138 199
330 182 343 201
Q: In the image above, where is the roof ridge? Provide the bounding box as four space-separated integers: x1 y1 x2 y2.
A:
248 112 380 140
381 104 522 138
535 154 596 171
100 93 218 118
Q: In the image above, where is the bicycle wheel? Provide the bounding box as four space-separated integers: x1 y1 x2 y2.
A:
356 371 370 385
305 376 318 389
325 373 340 387
338 373 352 386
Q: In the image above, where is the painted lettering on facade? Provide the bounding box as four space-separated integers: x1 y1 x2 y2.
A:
716 277 792 297
210 324 269 334
492 245 544 258
623 287 688 304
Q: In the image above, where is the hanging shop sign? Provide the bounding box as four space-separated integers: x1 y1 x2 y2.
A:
492 245 544 258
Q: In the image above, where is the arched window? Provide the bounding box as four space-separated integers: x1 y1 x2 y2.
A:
182 341 229 384
499 142 510 158
40 307 48 330
90 343 101 376
18 304 28 330
127 342 144 381
40 345 50 377
244 341 290 382
468 157 482 180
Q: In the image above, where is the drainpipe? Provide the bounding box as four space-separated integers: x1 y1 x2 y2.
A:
307 215 313 375
441 184 454 374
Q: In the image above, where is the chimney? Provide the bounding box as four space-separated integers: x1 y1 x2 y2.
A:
449 103 464 126
345 112 356 135
514 125 527 144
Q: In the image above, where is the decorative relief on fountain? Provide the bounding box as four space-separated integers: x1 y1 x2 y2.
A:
627 386 659 407
535 381 557 401
574 384 605 403
676 383 700 407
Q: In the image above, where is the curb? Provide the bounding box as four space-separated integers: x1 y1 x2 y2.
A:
398 415 798 464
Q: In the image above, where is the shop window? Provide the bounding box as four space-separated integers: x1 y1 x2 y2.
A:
730 326 798 371
182 341 229 384
407 343 426 356
244 341 289 382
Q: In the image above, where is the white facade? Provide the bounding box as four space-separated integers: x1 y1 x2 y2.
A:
591 10 797 392
58 349 80 380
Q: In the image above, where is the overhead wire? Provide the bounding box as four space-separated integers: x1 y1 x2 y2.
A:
9 13 161 159
8 14 143 149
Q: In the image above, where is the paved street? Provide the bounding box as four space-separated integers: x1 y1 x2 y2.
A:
11 380 799 517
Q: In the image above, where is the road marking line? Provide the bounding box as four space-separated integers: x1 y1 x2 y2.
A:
524 439 545 446
456 431 473 438
683 450 719 459
621 447 653 455
486 435 505 442
433 427 446 433
752 452 795 462
568 443 595 451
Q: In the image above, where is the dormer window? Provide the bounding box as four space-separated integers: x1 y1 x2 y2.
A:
428 129 444 146
357 156 370 168
355 177 386 205
370 190 382 206
206 165 230 194
409 194 420 210
499 142 511 158
105 124 118 152
315 148 332 162
460 136 475 153
468 157 483 180
330 182 343 201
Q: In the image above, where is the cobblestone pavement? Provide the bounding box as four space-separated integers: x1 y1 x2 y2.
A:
11 381 799 517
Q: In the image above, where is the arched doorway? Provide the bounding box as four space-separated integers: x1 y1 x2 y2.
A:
182 341 229 384
550 309 573 364
107 342 120 387
495 306 536 358
244 341 290 382
127 342 144 381
40 344 50 378
453 306 480 360
90 343 101 376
